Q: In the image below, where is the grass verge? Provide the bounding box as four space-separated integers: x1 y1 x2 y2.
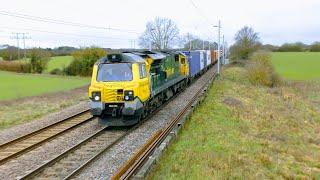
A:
0 87 87 130
149 65 320 179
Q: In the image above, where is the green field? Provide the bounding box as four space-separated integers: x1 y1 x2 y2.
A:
271 52 320 80
0 71 89 101
45 56 73 73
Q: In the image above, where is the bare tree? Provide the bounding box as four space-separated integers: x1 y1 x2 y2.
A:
230 26 261 60
139 17 179 50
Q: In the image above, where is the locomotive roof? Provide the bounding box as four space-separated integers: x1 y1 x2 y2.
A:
97 52 145 64
126 51 169 60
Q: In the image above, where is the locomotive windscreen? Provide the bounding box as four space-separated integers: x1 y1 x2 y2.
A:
97 63 133 82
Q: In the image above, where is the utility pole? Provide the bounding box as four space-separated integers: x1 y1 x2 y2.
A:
202 40 205 50
21 33 30 59
149 28 155 51
11 33 20 60
222 35 225 64
214 20 221 75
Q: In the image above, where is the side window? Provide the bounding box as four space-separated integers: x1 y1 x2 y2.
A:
175 55 179 62
181 58 186 64
139 64 147 79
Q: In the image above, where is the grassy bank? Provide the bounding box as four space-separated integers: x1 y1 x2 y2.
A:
0 70 89 101
150 66 320 179
271 52 320 80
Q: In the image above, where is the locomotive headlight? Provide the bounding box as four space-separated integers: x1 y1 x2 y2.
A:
92 91 101 102
124 90 134 101
94 96 100 101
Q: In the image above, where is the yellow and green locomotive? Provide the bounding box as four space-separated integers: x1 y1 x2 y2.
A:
88 51 189 126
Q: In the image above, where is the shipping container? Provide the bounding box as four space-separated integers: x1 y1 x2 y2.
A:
206 50 212 65
199 51 205 70
181 51 201 77
198 50 207 68
210 50 218 64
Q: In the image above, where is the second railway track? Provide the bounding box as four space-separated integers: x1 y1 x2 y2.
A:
0 109 93 165
20 126 130 179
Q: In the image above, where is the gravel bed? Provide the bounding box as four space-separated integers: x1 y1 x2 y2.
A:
0 117 105 179
0 101 89 143
76 67 217 179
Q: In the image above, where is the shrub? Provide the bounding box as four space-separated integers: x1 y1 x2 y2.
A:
64 47 106 76
278 42 306 52
310 42 320 52
0 60 31 73
246 50 281 87
20 63 31 73
50 68 63 75
29 48 50 73
0 46 19 60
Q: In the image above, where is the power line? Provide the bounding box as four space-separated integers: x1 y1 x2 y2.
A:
188 0 214 26
0 26 136 41
0 11 140 34
10 32 31 59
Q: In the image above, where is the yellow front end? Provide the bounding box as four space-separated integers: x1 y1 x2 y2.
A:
89 63 150 103
88 62 150 126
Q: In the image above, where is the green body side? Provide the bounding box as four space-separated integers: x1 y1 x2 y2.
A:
150 54 181 91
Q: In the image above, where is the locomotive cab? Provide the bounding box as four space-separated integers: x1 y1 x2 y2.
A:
88 53 150 126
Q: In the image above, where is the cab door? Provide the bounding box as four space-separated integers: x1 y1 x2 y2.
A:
138 63 150 102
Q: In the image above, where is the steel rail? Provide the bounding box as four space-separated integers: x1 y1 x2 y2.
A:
20 125 111 179
0 109 92 165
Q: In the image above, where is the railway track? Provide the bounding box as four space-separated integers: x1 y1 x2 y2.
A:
0 109 93 165
21 126 130 179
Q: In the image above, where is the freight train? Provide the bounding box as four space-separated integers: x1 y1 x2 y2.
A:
88 50 218 126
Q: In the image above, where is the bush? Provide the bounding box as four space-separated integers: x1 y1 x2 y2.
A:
29 48 50 73
0 46 19 60
21 63 31 73
310 42 320 52
0 61 31 73
50 68 63 75
278 42 306 52
246 50 281 87
64 47 106 76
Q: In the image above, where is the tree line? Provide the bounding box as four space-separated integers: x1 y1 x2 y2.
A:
261 42 320 52
0 46 78 61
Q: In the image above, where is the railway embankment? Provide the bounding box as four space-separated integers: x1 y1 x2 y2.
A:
149 65 320 179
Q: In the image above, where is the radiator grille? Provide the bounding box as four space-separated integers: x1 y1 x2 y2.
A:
103 89 124 102
104 89 117 102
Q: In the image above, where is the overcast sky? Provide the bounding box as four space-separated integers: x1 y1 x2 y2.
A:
0 0 319 48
